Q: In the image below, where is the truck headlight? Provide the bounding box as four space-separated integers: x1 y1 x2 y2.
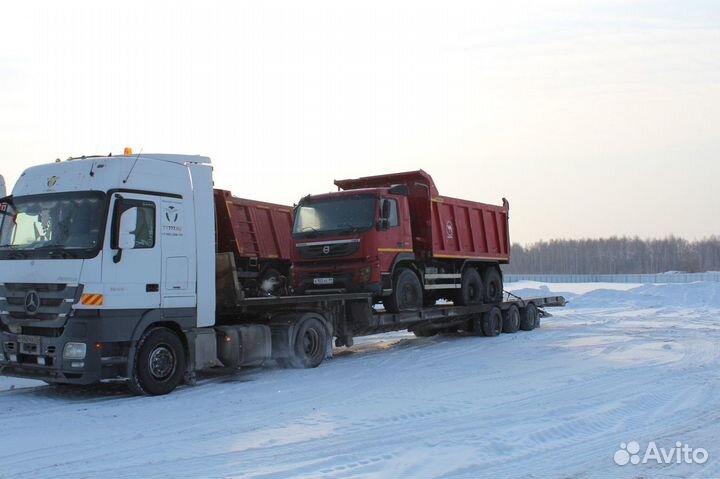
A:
63 342 87 360
359 265 372 283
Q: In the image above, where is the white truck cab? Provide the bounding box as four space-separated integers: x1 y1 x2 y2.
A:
0 153 217 393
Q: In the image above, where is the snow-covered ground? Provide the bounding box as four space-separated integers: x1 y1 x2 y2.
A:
2 281 720 478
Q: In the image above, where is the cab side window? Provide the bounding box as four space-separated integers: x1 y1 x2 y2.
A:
117 200 156 249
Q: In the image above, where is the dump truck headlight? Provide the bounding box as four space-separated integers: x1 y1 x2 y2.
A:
359 265 372 283
63 342 87 360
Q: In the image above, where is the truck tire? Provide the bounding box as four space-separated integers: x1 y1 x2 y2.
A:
286 316 328 369
502 305 520 333
384 268 423 313
481 306 503 337
482 267 503 304
520 303 538 331
129 327 186 396
454 268 483 305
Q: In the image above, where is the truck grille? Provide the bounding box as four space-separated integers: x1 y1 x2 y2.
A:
0 283 83 323
297 241 360 259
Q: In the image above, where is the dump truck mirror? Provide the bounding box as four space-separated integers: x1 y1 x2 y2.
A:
381 199 391 219
377 199 391 230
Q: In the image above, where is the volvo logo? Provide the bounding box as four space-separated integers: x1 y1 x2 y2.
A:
24 291 40 315
322 245 331 255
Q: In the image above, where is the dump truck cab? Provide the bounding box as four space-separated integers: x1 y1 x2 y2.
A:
290 185 414 296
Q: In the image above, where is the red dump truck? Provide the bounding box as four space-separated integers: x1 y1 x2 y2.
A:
213 189 293 296
290 170 510 312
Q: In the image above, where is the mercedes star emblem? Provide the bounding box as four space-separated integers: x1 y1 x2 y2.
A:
24 290 40 315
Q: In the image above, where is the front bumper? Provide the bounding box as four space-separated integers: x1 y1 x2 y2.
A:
293 261 382 296
0 318 116 385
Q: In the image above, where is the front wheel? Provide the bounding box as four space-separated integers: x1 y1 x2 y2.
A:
384 268 423 313
129 327 186 396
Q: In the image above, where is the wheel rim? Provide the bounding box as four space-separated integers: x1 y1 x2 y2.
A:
303 328 322 359
149 344 176 381
488 281 497 299
401 283 418 308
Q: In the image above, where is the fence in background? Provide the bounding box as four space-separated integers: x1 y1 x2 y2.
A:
504 273 720 284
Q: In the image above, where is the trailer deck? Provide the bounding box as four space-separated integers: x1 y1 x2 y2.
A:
226 292 567 346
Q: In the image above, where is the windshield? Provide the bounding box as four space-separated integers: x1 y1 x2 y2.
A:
0 192 106 258
293 195 376 238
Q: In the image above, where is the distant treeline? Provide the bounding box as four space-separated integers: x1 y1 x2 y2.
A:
503 236 720 274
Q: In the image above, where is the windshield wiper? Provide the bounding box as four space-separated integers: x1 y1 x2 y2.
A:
47 249 79 259
299 226 320 238
4 250 27 259
336 223 360 234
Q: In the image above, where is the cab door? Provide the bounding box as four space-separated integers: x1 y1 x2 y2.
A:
159 197 196 309
376 195 413 273
102 193 162 309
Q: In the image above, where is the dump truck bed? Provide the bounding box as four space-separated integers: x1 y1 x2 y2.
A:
214 189 293 261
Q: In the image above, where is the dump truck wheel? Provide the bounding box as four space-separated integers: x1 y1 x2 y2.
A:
129 327 186 396
288 316 328 368
520 303 538 331
482 267 503 303
502 305 520 333
481 306 503 337
384 268 423 313
454 268 483 305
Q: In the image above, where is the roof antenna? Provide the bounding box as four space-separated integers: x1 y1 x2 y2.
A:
123 148 143 184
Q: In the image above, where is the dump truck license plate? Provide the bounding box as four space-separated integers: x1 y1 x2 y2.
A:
313 278 334 285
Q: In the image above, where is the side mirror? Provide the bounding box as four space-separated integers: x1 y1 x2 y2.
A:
118 207 138 249
377 199 390 230
381 199 391 220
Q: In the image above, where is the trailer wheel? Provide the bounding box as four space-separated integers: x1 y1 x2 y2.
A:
129 327 186 396
287 316 328 368
520 303 538 331
481 306 503 337
454 268 483 305
482 267 503 304
384 268 423 313
502 305 520 333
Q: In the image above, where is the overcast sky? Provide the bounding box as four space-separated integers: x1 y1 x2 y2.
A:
0 0 718 244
